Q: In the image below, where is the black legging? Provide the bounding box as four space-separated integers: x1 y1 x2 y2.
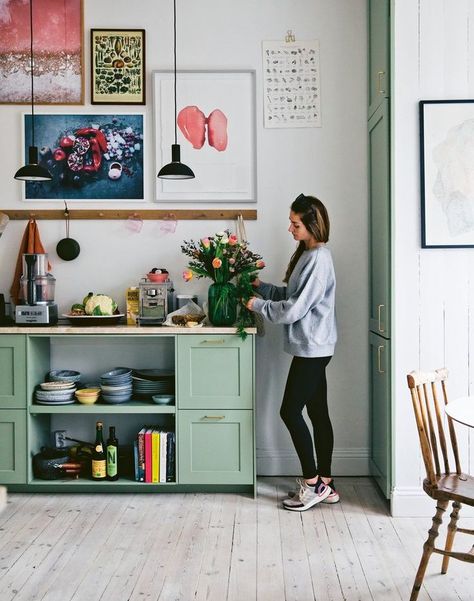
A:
280 355 333 479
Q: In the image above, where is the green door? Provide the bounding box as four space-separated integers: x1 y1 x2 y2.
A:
369 332 391 498
368 0 390 118
177 335 253 409
0 409 27 484
178 409 253 484
369 100 390 338
0 335 27 409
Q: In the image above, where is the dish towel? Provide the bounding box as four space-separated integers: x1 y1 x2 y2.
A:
10 219 50 305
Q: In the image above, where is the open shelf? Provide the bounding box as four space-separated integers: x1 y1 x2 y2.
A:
29 402 176 414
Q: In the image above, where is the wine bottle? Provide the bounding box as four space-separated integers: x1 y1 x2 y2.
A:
91 421 106 480
106 426 119 481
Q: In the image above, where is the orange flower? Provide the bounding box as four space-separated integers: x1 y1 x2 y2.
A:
256 260 265 269
212 258 222 269
182 269 193 282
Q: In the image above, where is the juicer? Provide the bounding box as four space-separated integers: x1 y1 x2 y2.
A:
15 253 58 325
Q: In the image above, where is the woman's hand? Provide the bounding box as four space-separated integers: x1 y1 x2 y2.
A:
246 297 257 311
251 277 261 288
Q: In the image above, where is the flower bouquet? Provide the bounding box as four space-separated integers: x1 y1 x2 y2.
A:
181 231 264 338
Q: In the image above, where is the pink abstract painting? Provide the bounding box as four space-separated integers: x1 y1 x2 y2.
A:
177 106 228 151
0 0 83 104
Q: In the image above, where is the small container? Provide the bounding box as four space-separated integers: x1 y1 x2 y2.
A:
176 294 198 309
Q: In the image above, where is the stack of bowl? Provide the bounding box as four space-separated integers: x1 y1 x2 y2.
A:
100 367 133 404
35 380 77 405
75 387 101 405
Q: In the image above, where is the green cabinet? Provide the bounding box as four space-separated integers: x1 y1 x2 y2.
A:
369 333 391 498
368 0 390 118
368 100 391 338
0 409 27 483
178 410 253 484
0 335 27 408
177 335 253 409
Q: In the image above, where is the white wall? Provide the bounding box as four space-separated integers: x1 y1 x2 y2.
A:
0 0 368 476
392 0 474 515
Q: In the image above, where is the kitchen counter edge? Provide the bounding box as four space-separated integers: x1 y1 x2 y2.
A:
0 325 257 335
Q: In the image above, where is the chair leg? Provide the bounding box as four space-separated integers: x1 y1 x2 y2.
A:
441 500 461 574
410 501 448 601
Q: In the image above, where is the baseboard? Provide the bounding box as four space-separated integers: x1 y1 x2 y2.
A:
0 486 6 513
391 486 474 517
257 447 370 476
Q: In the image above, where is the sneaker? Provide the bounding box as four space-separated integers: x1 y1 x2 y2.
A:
287 478 340 504
283 476 331 511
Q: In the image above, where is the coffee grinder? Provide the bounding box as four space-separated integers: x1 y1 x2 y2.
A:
15 253 58 325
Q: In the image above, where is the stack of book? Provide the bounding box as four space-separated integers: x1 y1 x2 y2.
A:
134 428 175 483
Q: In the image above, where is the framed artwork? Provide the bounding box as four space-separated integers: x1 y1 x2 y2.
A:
0 0 84 104
91 29 145 105
153 69 257 202
420 99 474 248
22 113 144 201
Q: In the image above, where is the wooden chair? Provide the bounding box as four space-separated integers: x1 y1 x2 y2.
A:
406 368 474 601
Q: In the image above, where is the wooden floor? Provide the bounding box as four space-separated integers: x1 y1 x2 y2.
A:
0 477 473 601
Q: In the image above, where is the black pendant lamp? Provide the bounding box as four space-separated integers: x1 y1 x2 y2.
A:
14 0 52 182
158 0 195 180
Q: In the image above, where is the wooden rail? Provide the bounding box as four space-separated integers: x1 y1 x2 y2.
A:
1 209 257 221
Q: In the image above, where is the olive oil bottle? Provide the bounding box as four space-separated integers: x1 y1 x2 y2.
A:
91 421 106 480
106 426 119 481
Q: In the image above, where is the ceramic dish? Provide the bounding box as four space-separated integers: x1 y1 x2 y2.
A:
75 394 99 405
151 394 175 405
62 314 125 326
40 381 75 390
48 370 81 383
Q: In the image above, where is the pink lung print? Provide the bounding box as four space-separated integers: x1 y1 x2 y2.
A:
177 106 228 152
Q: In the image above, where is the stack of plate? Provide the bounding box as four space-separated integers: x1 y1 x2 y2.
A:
35 381 76 405
132 369 175 400
100 367 133 404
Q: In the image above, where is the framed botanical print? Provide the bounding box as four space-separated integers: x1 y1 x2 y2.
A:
91 29 146 105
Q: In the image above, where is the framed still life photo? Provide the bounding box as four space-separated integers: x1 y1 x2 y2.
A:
420 99 474 248
91 29 145 105
153 69 257 202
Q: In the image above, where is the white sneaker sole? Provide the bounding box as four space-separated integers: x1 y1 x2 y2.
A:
287 491 340 504
283 486 331 512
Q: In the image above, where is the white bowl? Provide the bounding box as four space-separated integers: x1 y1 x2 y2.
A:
151 394 175 405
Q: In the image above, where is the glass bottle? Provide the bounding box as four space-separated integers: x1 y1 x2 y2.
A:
91 421 106 480
106 426 119 481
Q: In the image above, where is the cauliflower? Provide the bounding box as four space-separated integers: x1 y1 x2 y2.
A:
84 294 117 316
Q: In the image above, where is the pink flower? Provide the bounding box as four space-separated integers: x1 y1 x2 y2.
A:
229 257 236 264
201 237 210 249
212 258 222 269
228 234 238 246
183 269 193 282
256 260 265 269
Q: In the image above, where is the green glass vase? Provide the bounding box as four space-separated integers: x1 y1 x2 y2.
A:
208 282 237 326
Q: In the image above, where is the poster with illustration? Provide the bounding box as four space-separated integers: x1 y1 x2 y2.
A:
0 0 83 104
153 70 256 202
22 113 144 201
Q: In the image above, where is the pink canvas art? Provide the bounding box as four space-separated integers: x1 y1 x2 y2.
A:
0 0 83 104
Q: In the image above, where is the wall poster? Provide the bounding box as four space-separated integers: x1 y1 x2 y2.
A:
262 39 321 128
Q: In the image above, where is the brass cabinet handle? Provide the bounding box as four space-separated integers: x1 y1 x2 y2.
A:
377 345 385 374
200 339 225 344
202 415 225 420
377 70 386 94
377 304 385 333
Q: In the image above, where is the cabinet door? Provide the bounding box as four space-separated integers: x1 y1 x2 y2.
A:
177 335 253 409
369 100 390 338
0 335 27 408
368 0 390 118
178 410 253 484
369 333 391 498
0 410 27 484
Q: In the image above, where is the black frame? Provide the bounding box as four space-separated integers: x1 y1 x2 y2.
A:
91 29 146 105
420 99 474 248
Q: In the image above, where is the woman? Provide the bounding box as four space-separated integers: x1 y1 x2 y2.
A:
246 193 338 512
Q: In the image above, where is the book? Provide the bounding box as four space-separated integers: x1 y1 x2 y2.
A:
159 431 168 483
166 432 175 482
137 427 146 482
144 428 153 483
151 430 160 483
133 439 139 481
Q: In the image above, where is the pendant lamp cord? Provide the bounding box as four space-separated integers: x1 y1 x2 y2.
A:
29 0 35 148
173 0 177 145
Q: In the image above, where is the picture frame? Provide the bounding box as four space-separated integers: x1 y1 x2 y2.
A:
21 113 144 201
91 29 145 105
153 69 257 202
420 99 474 248
0 0 84 104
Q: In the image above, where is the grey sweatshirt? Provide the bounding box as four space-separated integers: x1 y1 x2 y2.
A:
252 246 337 357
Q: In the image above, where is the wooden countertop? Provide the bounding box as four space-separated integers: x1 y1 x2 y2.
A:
0 324 257 335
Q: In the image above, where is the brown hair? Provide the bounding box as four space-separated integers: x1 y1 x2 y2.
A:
283 194 330 282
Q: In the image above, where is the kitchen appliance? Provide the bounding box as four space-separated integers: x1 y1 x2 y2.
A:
138 277 175 325
15 253 58 325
